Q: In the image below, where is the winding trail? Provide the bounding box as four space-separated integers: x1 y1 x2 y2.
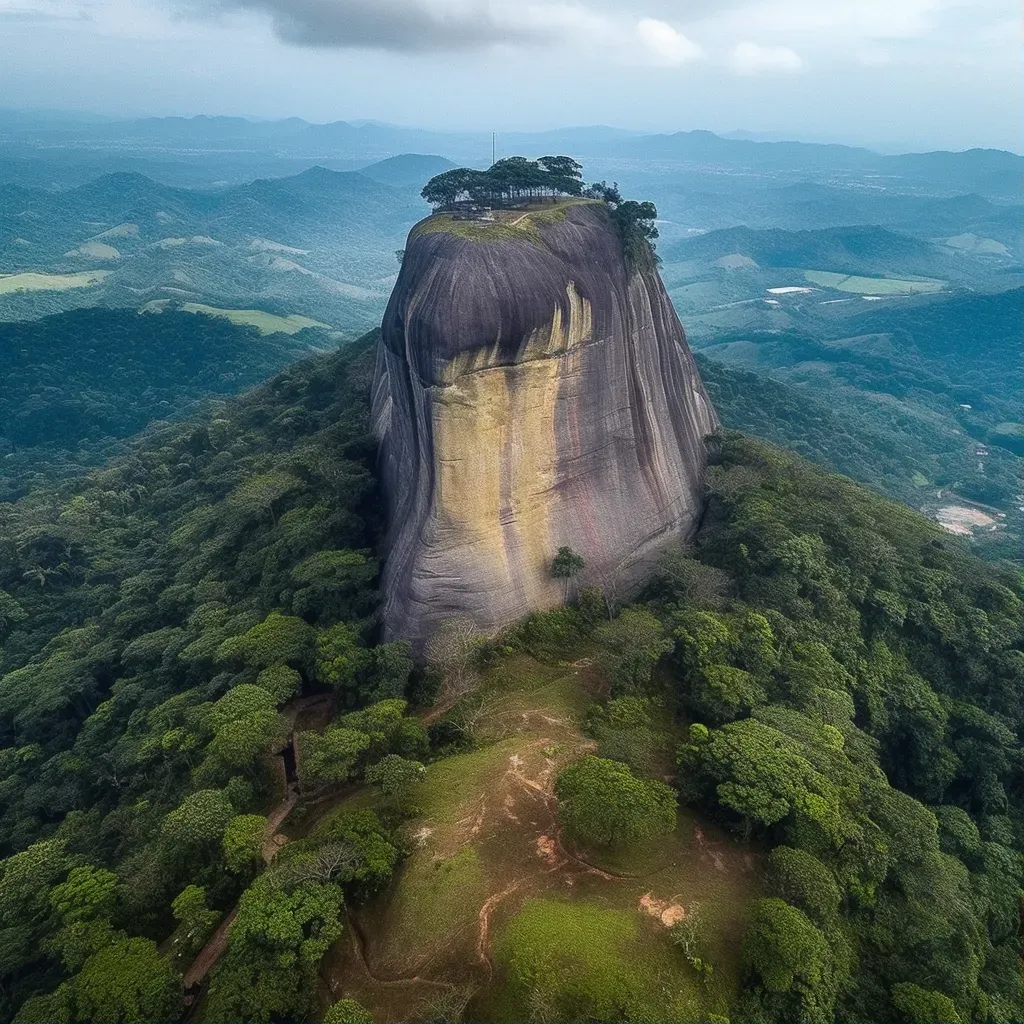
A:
183 909 237 994
181 698 319 999
336 908 456 993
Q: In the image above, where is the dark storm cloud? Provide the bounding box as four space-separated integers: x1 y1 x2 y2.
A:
212 0 556 52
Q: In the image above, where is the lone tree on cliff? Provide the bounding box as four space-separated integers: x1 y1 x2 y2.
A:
551 546 585 600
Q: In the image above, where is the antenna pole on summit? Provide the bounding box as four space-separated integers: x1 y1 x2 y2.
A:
491 132 495 167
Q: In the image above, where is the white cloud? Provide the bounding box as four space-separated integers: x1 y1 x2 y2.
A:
635 17 703 65
729 41 802 74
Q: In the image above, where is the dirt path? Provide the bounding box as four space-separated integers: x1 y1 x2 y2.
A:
476 879 526 974
183 908 237 992
183 768 300 996
262 789 298 862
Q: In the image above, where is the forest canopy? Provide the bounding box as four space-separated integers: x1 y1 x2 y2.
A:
420 155 585 208
0 328 1019 1023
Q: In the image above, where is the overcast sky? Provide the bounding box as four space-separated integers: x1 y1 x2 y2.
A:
0 0 1019 152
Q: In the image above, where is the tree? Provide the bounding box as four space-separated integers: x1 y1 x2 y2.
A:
298 727 370 790
161 789 234 853
210 683 277 730
324 998 374 1023
338 698 416 749
217 612 314 670
363 641 413 702
551 546 585 601
170 884 220 958
595 607 673 694
690 664 766 725
203 712 281 779
225 471 300 528
310 810 399 896
891 982 963 1024
0 838 72 926
583 180 621 204
72 937 183 1023
425 618 483 705
742 898 836 1021
677 716 853 845
290 549 377 623
314 622 370 693
47 865 117 926
538 155 584 195
222 814 268 873
421 168 476 209
587 696 664 776
365 754 425 806
672 609 735 671
556 755 676 848
766 847 841 928
206 874 343 1022
608 199 660 268
256 665 301 705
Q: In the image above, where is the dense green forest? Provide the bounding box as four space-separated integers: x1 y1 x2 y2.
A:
0 331 1020 1022
0 307 328 500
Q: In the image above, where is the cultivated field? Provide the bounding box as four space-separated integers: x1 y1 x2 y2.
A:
804 270 946 294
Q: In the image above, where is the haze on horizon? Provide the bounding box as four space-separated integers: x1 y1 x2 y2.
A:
0 0 1019 154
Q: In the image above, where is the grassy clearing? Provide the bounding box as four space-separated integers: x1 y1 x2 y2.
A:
488 896 731 1023
804 269 945 294
141 300 330 335
0 270 110 293
411 198 599 245
318 653 759 1021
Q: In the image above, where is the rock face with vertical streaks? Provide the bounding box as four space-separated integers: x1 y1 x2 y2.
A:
372 199 718 648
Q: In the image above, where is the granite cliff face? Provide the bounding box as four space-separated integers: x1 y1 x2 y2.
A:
372 200 718 647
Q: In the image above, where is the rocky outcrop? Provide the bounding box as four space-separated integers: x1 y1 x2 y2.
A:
372 200 718 647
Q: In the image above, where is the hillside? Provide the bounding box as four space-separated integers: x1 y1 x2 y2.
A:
0 334 1020 1023
664 224 1006 281
693 287 1024 555
0 167 427 328
357 154 456 187
0 307 330 499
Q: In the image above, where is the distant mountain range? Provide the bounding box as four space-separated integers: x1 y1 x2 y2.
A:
0 111 1020 198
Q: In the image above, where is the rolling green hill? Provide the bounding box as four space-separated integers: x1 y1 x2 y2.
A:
0 167 427 329
666 225 976 278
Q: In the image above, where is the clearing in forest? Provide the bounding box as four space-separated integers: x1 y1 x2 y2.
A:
315 655 760 1022
141 300 331 335
0 270 111 293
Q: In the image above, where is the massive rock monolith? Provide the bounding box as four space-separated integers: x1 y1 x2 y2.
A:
372 200 718 647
